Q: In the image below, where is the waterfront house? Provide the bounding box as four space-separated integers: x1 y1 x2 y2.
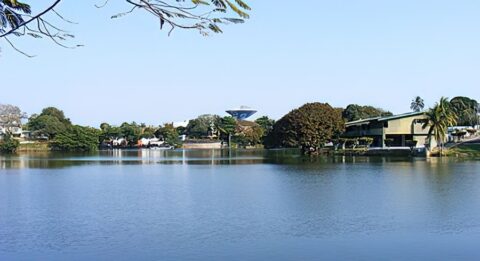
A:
343 112 437 148
0 121 23 140
139 137 165 147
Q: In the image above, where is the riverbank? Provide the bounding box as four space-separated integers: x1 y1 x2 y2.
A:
17 141 50 152
335 144 480 158
8 140 480 159
334 148 423 157
446 144 480 157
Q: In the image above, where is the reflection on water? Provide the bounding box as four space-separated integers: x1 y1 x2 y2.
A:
1 149 296 169
1 148 478 169
1 149 480 260
0 149 260 169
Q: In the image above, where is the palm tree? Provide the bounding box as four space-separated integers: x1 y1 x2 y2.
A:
422 97 457 154
410 96 425 112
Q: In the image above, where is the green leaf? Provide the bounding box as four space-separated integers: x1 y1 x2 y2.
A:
225 0 249 18
208 23 223 33
191 0 209 5
234 0 251 10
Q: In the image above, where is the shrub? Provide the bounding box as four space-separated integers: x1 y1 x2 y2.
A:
0 135 20 153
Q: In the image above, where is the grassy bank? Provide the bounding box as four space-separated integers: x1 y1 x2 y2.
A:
446 144 480 157
334 148 368 156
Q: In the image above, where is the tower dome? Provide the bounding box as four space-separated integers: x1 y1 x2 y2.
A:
226 106 257 120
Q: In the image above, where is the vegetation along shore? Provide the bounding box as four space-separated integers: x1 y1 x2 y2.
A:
1 95 479 157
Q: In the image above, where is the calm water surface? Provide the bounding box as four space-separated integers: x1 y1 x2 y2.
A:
1 149 480 260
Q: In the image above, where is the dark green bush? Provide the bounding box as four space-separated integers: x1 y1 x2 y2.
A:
0 135 20 153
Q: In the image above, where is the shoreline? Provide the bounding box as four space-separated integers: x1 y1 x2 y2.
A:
8 142 480 159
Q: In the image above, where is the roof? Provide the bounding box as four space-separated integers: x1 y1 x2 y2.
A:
345 111 425 127
377 111 425 122
228 105 255 110
345 116 382 127
226 105 257 113
226 106 257 120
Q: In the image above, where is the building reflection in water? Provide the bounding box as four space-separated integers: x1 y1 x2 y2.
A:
1 149 271 169
2 149 460 170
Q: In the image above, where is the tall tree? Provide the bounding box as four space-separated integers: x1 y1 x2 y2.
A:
450 96 479 127
27 107 71 139
422 97 457 153
255 116 275 134
266 102 345 154
255 116 275 144
39 107 71 124
410 96 425 112
119 122 143 145
216 116 237 146
234 121 264 148
156 123 181 147
186 114 220 138
342 104 393 122
27 115 67 139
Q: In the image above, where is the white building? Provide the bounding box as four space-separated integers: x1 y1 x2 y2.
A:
139 137 165 147
0 122 23 139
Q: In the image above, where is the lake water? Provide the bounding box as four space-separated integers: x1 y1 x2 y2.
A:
1 149 480 260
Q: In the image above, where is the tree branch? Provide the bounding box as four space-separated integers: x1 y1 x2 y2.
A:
0 0 63 38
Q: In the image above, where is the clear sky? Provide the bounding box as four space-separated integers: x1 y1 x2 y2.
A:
1 0 479 127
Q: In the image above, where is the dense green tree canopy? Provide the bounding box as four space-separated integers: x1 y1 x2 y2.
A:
254 116 275 144
100 123 111 132
0 134 20 153
99 125 122 142
27 115 68 139
342 104 393 122
156 123 181 147
186 114 220 138
118 122 143 144
450 96 479 127
216 116 236 140
255 116 275 134
141 126 157 139
27 107 71 139
39 107 71 124
50 125 100 152
266 102 345 154
234 121 264 147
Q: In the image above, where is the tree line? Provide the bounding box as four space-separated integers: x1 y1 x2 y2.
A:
0 105 276 153
1 95 479 154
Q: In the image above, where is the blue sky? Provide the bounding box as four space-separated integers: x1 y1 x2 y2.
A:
1 0 479 126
